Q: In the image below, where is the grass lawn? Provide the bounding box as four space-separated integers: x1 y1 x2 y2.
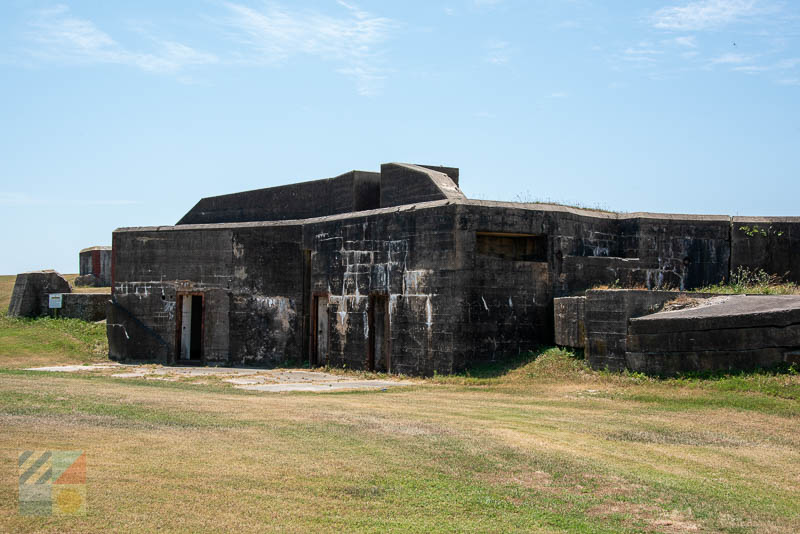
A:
1 276 799 532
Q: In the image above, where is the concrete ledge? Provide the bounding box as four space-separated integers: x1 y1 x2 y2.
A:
625 294 800 375
626 348 789 375
40 293 109 322
630 295 800 333
554 296 585 348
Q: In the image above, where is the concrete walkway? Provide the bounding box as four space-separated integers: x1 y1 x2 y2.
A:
25 363 414 392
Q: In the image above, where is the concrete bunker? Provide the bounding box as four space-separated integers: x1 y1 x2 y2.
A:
75 246 112 287
107 162 800 375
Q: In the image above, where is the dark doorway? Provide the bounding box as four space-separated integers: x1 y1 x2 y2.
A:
177 294 203 363
312 295 329 366
368 294 390 372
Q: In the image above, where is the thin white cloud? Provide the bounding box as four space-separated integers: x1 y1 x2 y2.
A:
673 35 698 47
651 0 762 31
729 56 800 74
223 1 394 96
0 192 141 207
546 92 568 99
711 52 754 64
484 40 511 65
26 5 217 74
622 45 663 63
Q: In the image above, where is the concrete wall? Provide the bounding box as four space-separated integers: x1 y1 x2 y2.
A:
731 217 800 283
554 297 585 349
583 290 706 371
177 171 381 225
109 162 800 375
108 223 304 365
110 200 796 374
379 163 466 209
7 271 71 318
42 293 108 322
304 203 459 375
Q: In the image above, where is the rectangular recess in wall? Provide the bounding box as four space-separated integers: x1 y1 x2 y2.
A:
476 232 548 262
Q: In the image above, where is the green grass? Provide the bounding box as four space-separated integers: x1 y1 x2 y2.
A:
1 294 800 532
696 266 800 295
1 274 109 369
0 274 17 312
1 357 798 532
0 314 108 368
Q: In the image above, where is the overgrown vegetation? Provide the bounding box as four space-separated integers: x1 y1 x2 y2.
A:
697 266 800 295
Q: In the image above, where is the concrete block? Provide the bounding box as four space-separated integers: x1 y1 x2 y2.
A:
7 271 70 318
554 296 585 348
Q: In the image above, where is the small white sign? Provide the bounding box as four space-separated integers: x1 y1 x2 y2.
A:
48 294 63 309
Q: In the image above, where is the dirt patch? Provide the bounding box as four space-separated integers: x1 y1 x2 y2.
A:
662 295 702 312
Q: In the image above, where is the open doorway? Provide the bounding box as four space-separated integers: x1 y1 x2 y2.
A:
311 295 329 367
368 294 390 372
177 294 203 363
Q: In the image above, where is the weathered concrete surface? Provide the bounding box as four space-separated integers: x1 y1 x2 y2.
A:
109 161 800 376
53 293 108 321
74 274 102 287
627 295 800 375
177 170 382 225
7 271 71 318
25 364 413 392
78 246 112 286
731 218 800 283
554 296 585 348
26 363 121 372
583 290 716 372
379 163 466 208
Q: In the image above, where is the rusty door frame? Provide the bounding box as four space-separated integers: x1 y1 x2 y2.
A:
310 292 329 367
367 292 391 373
175 292 205 365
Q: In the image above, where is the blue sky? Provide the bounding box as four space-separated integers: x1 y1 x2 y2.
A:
1 0 798 274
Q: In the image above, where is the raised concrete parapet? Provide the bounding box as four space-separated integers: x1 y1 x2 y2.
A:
583 290 699 372
572 289 800 375
627 295 800 375
42 293 109 322
7 271 71 318
7 270 108 322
